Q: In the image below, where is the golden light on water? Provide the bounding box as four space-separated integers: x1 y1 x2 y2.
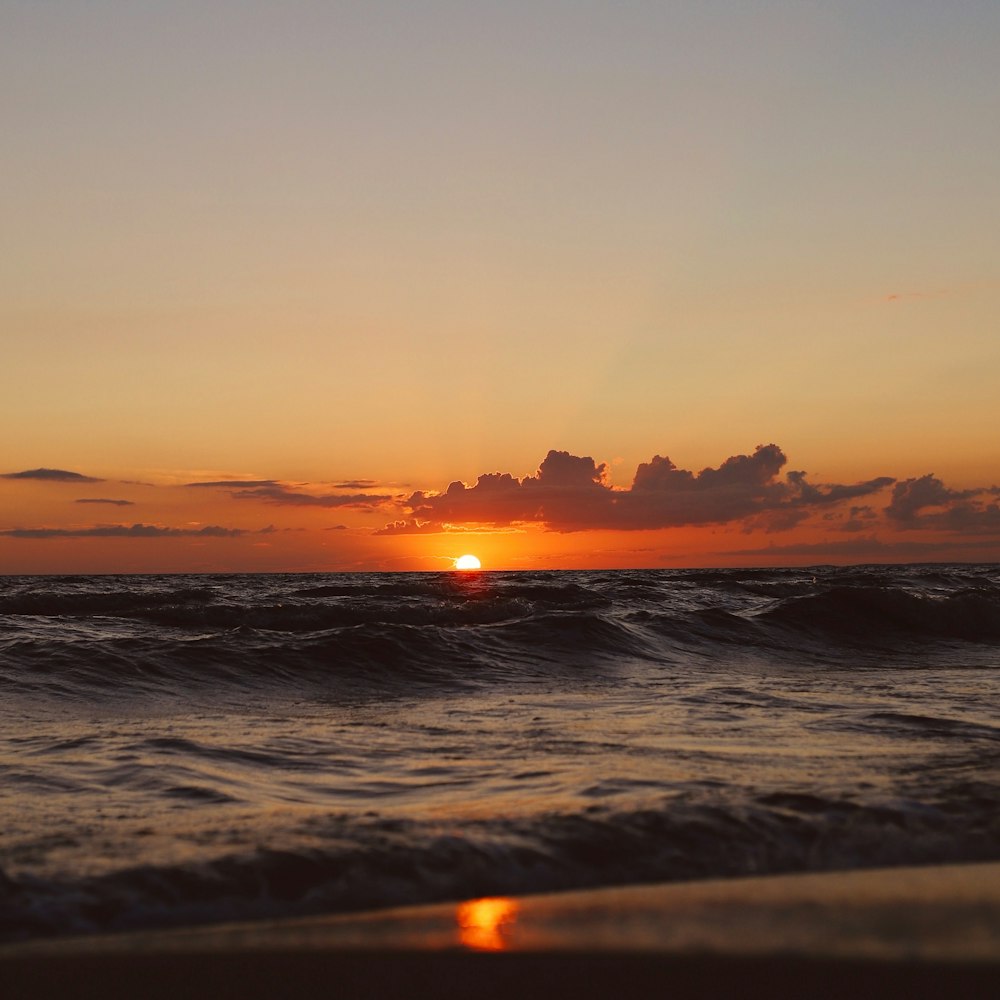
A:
454 554 482 571
455 896 519 951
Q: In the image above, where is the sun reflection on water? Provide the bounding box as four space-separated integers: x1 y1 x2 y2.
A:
455 896 520 951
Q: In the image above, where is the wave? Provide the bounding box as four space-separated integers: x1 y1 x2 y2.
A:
2 568 999 700
4 566 999 945
759 585 1000 642
3 783 997 942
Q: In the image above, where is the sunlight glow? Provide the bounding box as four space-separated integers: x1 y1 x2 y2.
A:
454 554 482 571
456 897 520 951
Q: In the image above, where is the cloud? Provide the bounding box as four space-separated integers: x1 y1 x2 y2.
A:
75 498 136 507
885 475 974 522
374 520 519 536
185 479 279 489
837 505 879 533
390 446 894 534
885 475 1000 533
2 468 103 483
229 484 393 508
0 523 246 539
187 479 392 508
783 470 896 506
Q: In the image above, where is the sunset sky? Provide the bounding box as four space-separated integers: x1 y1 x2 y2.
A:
3 1 999 572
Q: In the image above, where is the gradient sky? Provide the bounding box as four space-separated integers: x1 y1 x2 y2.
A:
3 1 999 572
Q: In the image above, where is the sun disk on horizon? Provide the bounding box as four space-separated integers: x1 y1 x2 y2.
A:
454 554 482 571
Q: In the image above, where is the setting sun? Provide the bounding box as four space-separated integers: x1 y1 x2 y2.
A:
455 897 519 951
454 554 482 571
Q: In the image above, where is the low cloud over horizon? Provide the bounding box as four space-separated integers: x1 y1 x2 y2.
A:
378 445 898 535
5 446 997 558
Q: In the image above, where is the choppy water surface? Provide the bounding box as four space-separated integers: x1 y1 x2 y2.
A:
1 565 998 940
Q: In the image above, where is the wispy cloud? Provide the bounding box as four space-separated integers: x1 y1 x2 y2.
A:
375 520 521 536
75 498 135 507
1 523 246 539
2 468 103 483
186 479 392 509
230 484 392 508
185 479 278 489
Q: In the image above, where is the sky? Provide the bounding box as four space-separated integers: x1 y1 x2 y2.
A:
2 1 999 572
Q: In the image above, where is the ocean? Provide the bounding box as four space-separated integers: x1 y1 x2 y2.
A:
1 565 998 942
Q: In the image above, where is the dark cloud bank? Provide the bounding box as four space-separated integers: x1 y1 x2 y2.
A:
377 446 999 539
379 445 896 535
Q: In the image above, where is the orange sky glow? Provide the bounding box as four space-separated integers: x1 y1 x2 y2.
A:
2 444 998 572
2 3 998 574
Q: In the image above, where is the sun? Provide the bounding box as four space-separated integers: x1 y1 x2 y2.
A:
454 554 482 571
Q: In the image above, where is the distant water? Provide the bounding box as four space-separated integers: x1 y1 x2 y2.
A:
2 565 999 942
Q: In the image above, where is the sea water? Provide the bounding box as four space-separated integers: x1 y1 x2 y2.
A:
1 565 998 940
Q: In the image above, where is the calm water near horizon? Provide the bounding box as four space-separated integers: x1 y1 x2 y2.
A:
1 564 999 941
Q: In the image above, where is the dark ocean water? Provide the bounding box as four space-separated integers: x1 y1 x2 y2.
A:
1 565 999 942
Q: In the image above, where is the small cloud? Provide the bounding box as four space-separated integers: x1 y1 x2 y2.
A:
2 468 103 483
185 479 279 489
75 498 135 507
374 519 521 536
837 505 879 533
886 474 974 522
375 519 447 536
885 475 1000 533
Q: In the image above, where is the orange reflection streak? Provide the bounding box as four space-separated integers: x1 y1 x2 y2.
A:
455 896 520 951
